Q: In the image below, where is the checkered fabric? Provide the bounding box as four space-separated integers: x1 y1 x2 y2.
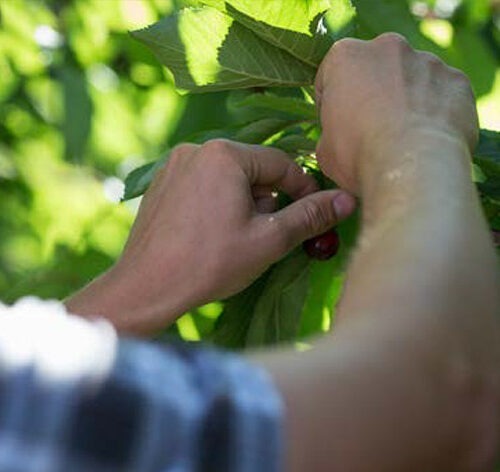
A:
0 298 284 472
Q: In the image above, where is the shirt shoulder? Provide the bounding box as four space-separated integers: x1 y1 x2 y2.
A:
0 297 284 472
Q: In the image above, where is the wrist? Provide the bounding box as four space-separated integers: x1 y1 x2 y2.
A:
358 130 474 226
65 259 198 337
359 128 472 199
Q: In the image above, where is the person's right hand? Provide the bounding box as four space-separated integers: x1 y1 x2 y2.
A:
314 33 479 194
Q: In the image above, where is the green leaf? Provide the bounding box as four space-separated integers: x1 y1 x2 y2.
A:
245 249 311 346
185 117 299 145
481 195 500 228
169 92 231 145
3 245 114 303
182 127 235 144
472 163 487 183
123 117 300 200
131 6 316 92
475 129 500 176
478 181 500 203
60 67 93 162
234 117 296 143
462 0 491 25
234 92 317 121
491 216 500 232
299 258 344 338
352 0 443 55
123 154 169 200
227 88 309 125
272 133 317 155
212 272 271 349
299 212 359 336
212 249 311 349
475 130 500 203
202 0 331 35
201 0 356 67
450 28 497 97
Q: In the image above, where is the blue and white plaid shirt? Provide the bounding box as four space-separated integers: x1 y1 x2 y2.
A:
0 297 284 472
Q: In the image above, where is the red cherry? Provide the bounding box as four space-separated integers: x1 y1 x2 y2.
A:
302 229 340 260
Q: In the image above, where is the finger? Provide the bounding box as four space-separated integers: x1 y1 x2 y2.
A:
314 37 367 115
252 185 275 199
164 143 200 171
150 143 200 190
260 190 356 254
253 186 278 213
255 196 278 213
242 145 319 199
201 139 319 200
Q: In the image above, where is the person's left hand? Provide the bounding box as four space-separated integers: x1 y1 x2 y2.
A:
66 140 356 335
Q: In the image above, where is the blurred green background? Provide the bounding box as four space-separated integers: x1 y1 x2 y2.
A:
0 0 498 340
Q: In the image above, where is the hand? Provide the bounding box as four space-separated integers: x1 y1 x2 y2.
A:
66 140 355 335
315 33 479 194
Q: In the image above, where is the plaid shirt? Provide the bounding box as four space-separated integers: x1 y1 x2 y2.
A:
0 298 284 472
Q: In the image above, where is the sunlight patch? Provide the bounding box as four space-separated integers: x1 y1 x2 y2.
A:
180 8 231 86
0 297 117 386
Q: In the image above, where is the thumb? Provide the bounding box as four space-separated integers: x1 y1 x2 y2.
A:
264 190 356 254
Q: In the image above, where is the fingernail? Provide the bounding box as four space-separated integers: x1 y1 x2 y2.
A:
333 192 356 219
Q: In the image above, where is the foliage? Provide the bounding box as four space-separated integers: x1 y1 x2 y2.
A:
127 0 500 349
0 0 185 303
0 0 499 351
0 3 497 468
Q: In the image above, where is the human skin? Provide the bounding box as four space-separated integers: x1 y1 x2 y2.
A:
66 34 500 471
65 143 356 335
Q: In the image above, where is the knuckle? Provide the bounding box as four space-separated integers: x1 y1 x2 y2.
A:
201 138 234 157
318 38 366 94
168 144 196 171
375 32 410 49
421 51 443 66
333 37 358 49
330 37 362 57
446 67 475 101
170 143 194 160
449 66 470 84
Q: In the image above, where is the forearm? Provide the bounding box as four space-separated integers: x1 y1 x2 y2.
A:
254 35 500 472
256 134 500 472
337 132 500 363
330 132 500 468
64 260 196 336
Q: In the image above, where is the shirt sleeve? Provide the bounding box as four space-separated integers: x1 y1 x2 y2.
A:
0 297 284 472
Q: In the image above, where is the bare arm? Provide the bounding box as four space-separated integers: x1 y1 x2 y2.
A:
65 33 500 471
254 35 500 471
255 135 500 472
